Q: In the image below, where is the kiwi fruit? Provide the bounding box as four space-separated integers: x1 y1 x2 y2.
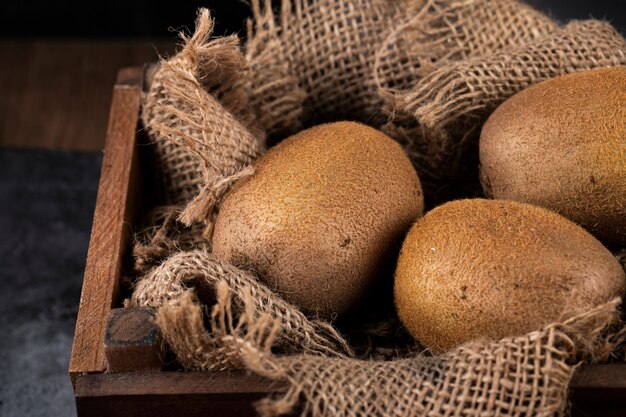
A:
479 67 626 246
212 121 424 318
394 198 626 353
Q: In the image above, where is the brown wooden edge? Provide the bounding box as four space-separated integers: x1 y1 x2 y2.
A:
569 364 626 416
69 66 144 387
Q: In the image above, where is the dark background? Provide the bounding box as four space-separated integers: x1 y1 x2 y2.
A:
1 0 625 37
0 2 623 417
0 1 624 151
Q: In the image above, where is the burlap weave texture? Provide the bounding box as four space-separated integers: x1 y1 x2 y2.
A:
141 10 265 226
130 247 624 417
383 19 626 203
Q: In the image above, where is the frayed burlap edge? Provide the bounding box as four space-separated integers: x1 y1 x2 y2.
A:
381 19 626 204
142 9 265 237
154 283 281 370
141 10 262 206
129 249 354 366
243 0 307 137
150 274 624 417
240 298 625 417
401 20 626 130
132 205 208 276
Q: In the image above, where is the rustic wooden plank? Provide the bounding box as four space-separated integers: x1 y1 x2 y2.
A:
74 371 289 417
569 364 626 417
74 364 626 417
69 67 144 387
0 40 174 150
75 370 287 396
571 363 626 391
104 308 163 372
76 393 269 417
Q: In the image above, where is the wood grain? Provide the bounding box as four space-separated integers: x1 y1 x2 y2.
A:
0 39 174 150
69 67 143 386
570 364 626 417
75 370 288 396
571 363 626 391
75 371 289 417
104 308 163 373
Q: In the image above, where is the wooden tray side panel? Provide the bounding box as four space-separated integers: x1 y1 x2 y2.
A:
69 67 144 385
74 371 287 417
73 365 626 417
569 364 626 417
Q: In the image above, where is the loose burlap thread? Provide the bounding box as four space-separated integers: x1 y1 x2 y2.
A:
371 0 560 201
130 250 354 365
245 299 623 417
402 19 626 129
132 205 208 275
132 3 626 417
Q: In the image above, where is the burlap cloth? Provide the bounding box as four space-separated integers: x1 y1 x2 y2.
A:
134 2 626 416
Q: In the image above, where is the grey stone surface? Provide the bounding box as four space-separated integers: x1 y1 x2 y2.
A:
0 149 101 417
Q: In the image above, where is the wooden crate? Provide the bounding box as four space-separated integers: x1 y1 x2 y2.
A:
69 67 626 417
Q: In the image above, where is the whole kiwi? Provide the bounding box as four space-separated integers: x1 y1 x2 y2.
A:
212 121 424 318
479 68 626 246
394 199 625 353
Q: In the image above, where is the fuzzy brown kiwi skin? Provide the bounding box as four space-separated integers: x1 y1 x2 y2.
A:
479 67 626 247
212 121 424 318
394 198 626 354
